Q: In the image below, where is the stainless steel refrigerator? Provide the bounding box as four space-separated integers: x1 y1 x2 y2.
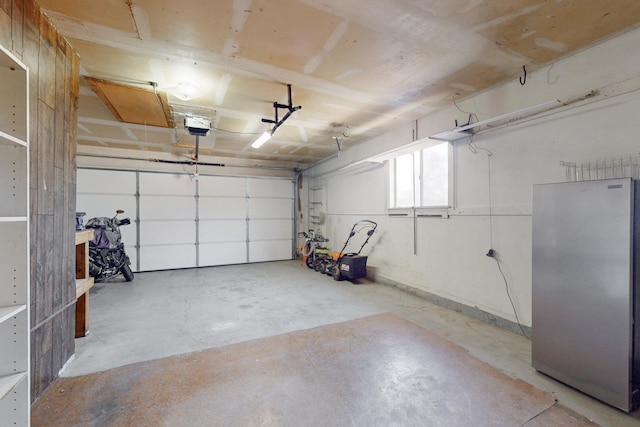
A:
532 178 640 412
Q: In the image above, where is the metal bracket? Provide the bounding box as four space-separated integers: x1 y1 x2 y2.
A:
261 84 302 135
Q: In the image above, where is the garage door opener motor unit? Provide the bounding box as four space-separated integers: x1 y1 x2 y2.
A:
331 220 377 281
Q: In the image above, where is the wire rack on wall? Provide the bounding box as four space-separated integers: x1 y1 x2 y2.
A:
561 155 640 182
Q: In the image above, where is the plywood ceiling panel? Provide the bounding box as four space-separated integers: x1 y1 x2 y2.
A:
479 0 640 63
209 76 292 121
312 23 431 96
237 0 339 72
419 63 513 108
127 127 175 145
67 39 166 82
287 145 334 158
133 0 233 53
78 93 123 121
211 138 244 150
37 0 135 32
39 0 640 165
214 116 253 136
85 77 174 128
432 0 542 29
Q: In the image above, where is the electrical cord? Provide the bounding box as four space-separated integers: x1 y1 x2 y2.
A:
468 133 528 338
491 255 529 339
301 242 313 257
211 126 262 136
452 93 479 124
485 149 529 339
467 133 493 157
452 93 496 157
453 93 529 338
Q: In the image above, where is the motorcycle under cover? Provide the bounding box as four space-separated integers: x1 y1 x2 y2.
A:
86 217 122 249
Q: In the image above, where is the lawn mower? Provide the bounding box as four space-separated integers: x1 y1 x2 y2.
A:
328 220 377 281
299 229 333 271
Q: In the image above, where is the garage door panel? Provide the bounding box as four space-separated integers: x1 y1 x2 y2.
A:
200 220 246 243
139 245 196 271
140 220 196 245
119 224 137 249
76 194 137 225
140 196 196 220
139 172 195 195
77 169 136 194
250 219 292 240
199 242 246 266
199 197 246 219
249 198 292 219
248 178 291 198
249 240 292 262
199 176 246 196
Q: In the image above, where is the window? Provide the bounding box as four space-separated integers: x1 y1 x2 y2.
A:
388 142 450 209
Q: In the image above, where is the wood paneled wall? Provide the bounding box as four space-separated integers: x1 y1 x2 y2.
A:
0 0 80 400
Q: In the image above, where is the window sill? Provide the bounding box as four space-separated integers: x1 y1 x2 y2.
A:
387 207 450 218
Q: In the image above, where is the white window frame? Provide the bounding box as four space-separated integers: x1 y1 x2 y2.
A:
388 142 453 213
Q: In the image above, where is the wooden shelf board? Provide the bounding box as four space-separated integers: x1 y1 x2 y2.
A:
0 372 27 401
0 305 26 324
76 277 94 298
75 229 94 245
0 130 27 147
0 216 27 223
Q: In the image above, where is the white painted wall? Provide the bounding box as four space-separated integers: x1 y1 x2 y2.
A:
305 27 640 327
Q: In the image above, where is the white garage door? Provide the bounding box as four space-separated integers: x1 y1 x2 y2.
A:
198 175 248 267
77 169 293 271
76 169 138 270
138 172 196 271
247 178 293 262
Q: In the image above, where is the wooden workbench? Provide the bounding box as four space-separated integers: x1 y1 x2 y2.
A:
75 229 95 337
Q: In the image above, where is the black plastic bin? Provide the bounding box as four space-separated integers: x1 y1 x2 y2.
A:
338 255 368 280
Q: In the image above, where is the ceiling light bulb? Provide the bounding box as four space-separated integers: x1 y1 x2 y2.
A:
251 131 272 148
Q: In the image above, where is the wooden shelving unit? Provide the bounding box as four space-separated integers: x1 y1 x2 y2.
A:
0 43 30 425
75 229 95 338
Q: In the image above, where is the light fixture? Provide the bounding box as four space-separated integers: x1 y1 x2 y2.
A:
252 84 302 149
251 131 272 148
429 100 561 142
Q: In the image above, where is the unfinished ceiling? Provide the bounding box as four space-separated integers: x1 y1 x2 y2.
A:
37 0 640 166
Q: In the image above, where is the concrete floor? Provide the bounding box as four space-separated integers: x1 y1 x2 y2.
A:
64 260 639 426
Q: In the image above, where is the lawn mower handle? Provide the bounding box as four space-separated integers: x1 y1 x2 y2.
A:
336 219 378 258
